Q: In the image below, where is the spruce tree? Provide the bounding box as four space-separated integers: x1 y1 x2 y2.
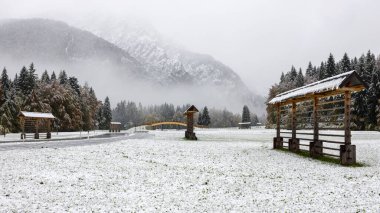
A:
17 66 29 95
289 66 297 82
318 62 326 80
102 96 112 129
367 73 379 128
340 53 351 73
202 106 211 126
242 105 251 123
197 112 203 125
295 68 304 87
69 76 81 95
58 70 68 84
1 67 10 93
325 53 336 78
51 71 57 81
41 70 50 83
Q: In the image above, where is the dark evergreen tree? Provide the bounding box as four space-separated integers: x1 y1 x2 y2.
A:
367 73 379 128
69 76 81 96
242 105 251 123
280 72 285 83
325 53 336 78
201 106 211 126
41 70 50 83
289 66 297 82
101 96 112 129
1 67 10 94
318 62 326 80
295 68 304 87
51 71 57 81
58 70 68 84
340 53 351 73
197 112 203 125
17 66 29 95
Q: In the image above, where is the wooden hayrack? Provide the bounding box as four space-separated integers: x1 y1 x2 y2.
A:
268 71 367 165
110 122 122 132
19 111 55 140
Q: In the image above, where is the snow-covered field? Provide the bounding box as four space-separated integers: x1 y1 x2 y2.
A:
0 128 379 212
0 130 110 142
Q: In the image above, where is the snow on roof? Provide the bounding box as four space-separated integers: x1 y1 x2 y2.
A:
184 105 199 114
20 111 55 119
268 71 364 104
111 122 122 125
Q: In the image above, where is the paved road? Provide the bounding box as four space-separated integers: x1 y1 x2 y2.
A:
0 132 153 152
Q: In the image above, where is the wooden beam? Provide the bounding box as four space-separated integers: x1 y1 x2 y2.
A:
292 101 296 140
276 104 280 138
313 97 319 141
344 91 351 145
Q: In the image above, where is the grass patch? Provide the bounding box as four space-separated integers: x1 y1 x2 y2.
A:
275 148 366 167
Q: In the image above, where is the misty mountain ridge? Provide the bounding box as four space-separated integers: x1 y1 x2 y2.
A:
0 18 264 113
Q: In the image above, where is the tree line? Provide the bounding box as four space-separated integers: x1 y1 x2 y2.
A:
112 101 262 129
0 63 112 133
266 50 380 130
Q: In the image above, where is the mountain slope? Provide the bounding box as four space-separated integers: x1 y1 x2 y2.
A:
72 17 264 113
0 18 264 113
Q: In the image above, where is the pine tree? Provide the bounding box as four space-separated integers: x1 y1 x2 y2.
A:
289 66 297 82
280 72 285 83
27 63 37 91
325 53 336 78
242 105 251 123
318 62 326 80
17 66 29 95
51 71 57 81
367 73 379 128
41 70 50 83
101 96 112 129
340 53 351 73
202 106 211 126
295 68 304 87
197 112 203 125
1 67 10 94
68 76 81 95
58 70 68 84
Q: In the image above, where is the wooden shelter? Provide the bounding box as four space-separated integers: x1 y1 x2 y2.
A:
19 111 55 139
268 71 367 165
184 105 199 140
110 122 122 132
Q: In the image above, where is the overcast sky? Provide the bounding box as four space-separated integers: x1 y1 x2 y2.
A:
1 0 380 94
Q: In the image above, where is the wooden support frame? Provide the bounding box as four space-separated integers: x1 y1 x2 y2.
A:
268 71 367 165
19 111 55 140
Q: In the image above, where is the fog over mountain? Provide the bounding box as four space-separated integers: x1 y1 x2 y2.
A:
0 18 265 113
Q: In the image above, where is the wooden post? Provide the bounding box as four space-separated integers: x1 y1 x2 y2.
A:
341 91 355 165
34 118 39 139
344 91 351 145
47 119 51 139
292 101 296 140
313 97 319 141
289 101 299 152
310 96 322 157
20 117 25 139
273 103 283 149
276 104 280 138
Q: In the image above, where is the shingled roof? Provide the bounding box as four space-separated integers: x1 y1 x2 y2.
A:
268 70 367 105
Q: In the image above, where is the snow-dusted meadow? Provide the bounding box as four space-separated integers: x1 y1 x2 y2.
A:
0 128 379 212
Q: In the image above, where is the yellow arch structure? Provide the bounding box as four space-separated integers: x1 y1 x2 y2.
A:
147 121 205 128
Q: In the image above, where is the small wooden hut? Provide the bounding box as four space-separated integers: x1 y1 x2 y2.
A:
110 122 122 132
184 105 199 140
268 70 367 165
19 111 55 139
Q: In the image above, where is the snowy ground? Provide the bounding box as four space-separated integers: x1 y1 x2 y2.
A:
0 130 110 142
0 128 379 212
